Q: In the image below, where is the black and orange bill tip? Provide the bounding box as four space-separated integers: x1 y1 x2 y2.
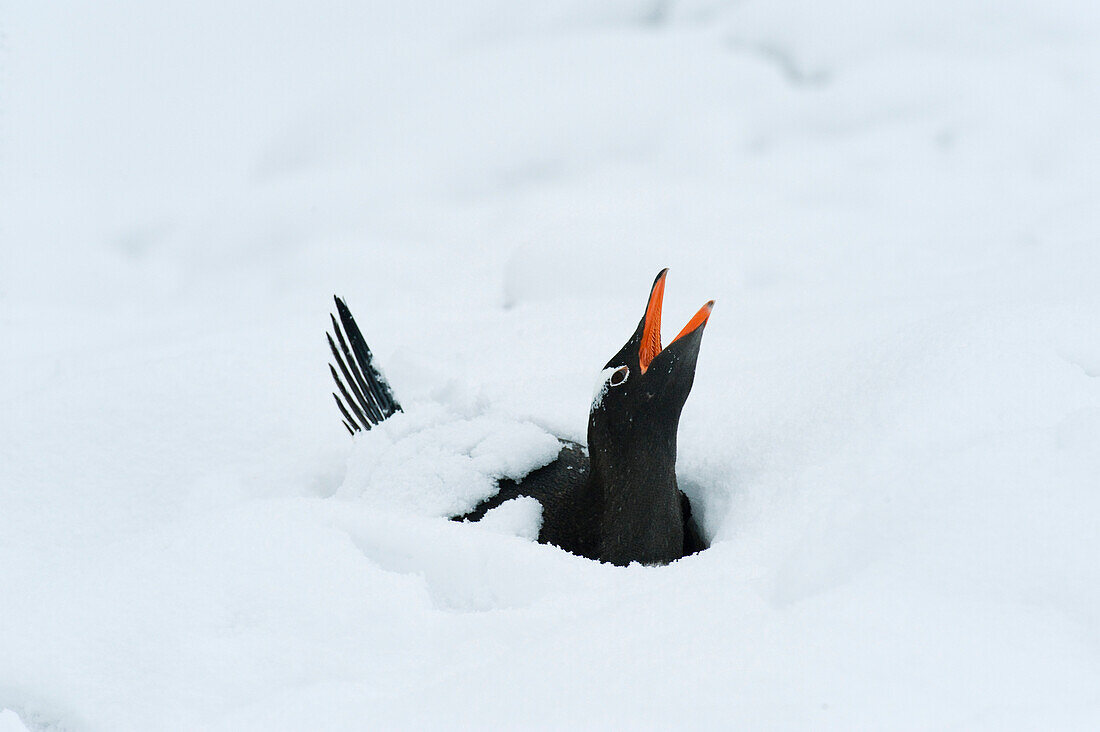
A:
640 269 713 369
672 300 715 343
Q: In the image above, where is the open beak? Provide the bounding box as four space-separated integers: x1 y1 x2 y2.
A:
638 269 715 373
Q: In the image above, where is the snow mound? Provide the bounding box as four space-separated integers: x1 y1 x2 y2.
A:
340 400 564 518
477 495 545 539
0 712 28 732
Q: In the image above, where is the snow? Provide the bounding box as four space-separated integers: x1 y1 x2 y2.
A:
341 397 562 516
0 711 29 732
2 0 1100 729
477 496 545 541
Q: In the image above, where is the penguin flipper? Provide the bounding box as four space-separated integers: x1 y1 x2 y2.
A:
327 296 402 433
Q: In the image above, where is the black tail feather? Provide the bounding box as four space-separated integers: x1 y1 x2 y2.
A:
327 296 402 433
334 297 401 415
328 331 381 424
332 387 364 432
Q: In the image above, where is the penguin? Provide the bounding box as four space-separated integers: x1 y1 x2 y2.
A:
328 269 712 566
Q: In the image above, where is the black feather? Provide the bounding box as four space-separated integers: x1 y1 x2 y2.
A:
328 329 382 424
334 297 401 416
332 390 364 433
327 296 403 435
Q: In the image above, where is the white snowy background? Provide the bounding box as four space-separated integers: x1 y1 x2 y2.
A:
3 1 1100 729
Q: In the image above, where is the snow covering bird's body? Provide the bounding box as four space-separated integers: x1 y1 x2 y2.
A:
328 269 713 566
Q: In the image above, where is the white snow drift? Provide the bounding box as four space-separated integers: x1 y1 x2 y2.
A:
2 0 1100 729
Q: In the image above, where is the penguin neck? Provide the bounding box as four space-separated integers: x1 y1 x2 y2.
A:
588 420 685 566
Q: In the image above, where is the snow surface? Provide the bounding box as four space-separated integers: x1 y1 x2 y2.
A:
3 0 1100 729
0 711 29 732
341 399 563 517
478 496 545 541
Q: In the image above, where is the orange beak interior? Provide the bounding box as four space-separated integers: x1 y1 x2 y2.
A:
638 269 714 373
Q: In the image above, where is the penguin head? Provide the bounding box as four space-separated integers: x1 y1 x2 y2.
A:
589 269 713 453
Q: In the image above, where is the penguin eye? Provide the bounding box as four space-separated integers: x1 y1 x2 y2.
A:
609 365 629 387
